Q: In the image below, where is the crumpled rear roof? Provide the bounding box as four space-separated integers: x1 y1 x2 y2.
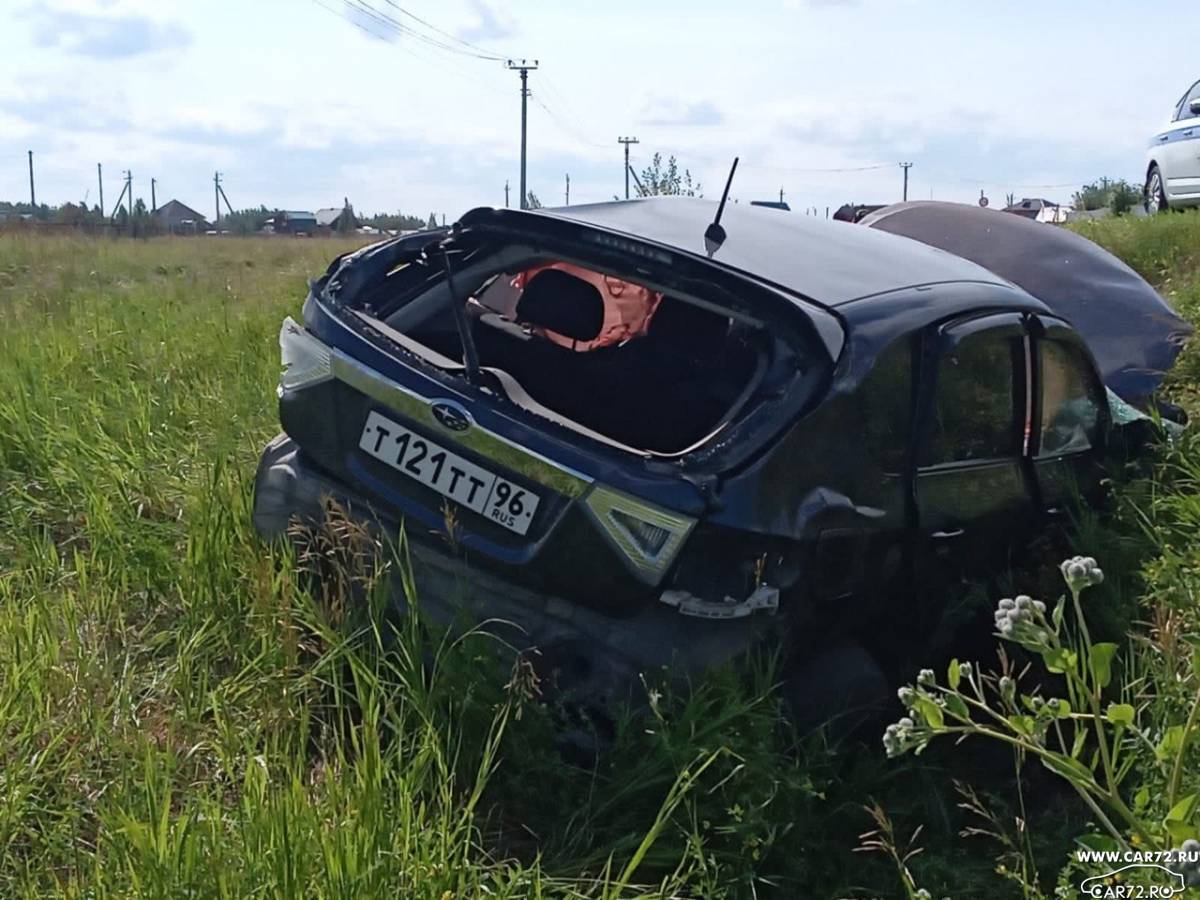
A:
861 201 1193 402
528 196 1007 306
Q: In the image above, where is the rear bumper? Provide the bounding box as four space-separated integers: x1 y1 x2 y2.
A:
252 433 783 696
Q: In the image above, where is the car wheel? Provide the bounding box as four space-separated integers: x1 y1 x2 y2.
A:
784 641 890 739
1145 165 1169 214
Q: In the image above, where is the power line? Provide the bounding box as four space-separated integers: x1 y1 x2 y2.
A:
375 0 506 60
311 0 507 98
537 73 607 146
334 0 504 60
950 177 1084 189
530 94 607 149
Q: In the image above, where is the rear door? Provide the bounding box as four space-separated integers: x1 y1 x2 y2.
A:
912 313 1037 582
1030 316 1109 513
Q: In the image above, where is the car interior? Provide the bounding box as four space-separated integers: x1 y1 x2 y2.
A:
399 260 769 454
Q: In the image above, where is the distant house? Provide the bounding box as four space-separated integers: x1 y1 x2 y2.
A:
316 200 358 233
750 200 791 211
275 210 318 235
153 199 208 234
1003 198 1068 224
151 199 207 234
833 203 885 223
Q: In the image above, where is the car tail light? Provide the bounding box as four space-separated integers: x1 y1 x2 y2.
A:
584 486 696 583
278 317 333 393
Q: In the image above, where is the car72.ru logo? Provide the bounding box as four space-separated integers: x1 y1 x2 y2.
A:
1079 863 1186 898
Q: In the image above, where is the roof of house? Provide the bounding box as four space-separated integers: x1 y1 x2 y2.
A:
153 199 206 221
316 208 344 226
281 210 317 220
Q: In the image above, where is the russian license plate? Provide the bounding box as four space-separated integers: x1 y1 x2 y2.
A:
358 410 541 535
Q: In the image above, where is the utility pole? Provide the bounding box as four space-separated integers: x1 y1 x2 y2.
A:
900 162 913 202
124 170 132 215
504 180 510 208
108 175 127 220
779 186 785 205
627 164 646 197
97 163 104 217
565 173 570 206
506 59 538 210
151 178 157 213
27 150 35 210
213 172 233 226
618 136 639 199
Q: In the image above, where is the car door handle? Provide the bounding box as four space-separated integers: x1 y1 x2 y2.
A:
930 528 965 539
1160 134 1171 142
1185 130 1195 137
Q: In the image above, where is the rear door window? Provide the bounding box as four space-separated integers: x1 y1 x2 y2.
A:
922 330 1023 466
1038 339 1104 457
913 314 1034 576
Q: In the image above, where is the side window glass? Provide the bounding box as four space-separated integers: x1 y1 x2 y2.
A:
923 332 1021 466
1039 340 1103 457
859 339 913 475
1181 82 1200 120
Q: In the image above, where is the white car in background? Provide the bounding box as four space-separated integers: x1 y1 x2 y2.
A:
1146 78 1200 212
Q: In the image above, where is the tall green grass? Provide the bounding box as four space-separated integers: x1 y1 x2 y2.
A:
0 234 832 897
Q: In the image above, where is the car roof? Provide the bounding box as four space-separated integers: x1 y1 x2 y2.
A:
528 196 1009 307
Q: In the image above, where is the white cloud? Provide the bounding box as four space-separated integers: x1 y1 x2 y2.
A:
23 2 191 58
455 0 516 44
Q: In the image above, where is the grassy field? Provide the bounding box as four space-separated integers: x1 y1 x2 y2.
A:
0 216 1199 898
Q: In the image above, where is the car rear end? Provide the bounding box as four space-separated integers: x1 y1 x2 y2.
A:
252 206 843 686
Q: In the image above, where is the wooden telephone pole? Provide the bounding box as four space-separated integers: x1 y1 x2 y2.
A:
618 136 639 199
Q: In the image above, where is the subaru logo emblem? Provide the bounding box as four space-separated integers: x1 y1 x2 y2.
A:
430 400 471 433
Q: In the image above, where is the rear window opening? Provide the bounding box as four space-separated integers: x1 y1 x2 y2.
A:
326 236 824 459
401 259 766 454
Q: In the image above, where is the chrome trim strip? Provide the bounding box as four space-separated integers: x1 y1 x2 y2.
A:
328 349 594 499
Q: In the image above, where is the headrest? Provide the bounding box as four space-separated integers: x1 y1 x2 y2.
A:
647 295 730 357
516 269 605 342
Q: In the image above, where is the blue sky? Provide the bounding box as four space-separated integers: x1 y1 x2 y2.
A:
1 0 1196 220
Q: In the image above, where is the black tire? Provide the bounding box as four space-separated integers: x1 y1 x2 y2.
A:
1146 165 1169 214
784 641 890 739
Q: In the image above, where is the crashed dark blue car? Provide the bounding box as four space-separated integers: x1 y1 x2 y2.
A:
253 197 1189 708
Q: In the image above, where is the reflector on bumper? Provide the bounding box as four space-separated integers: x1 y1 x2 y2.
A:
583 485 696 584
